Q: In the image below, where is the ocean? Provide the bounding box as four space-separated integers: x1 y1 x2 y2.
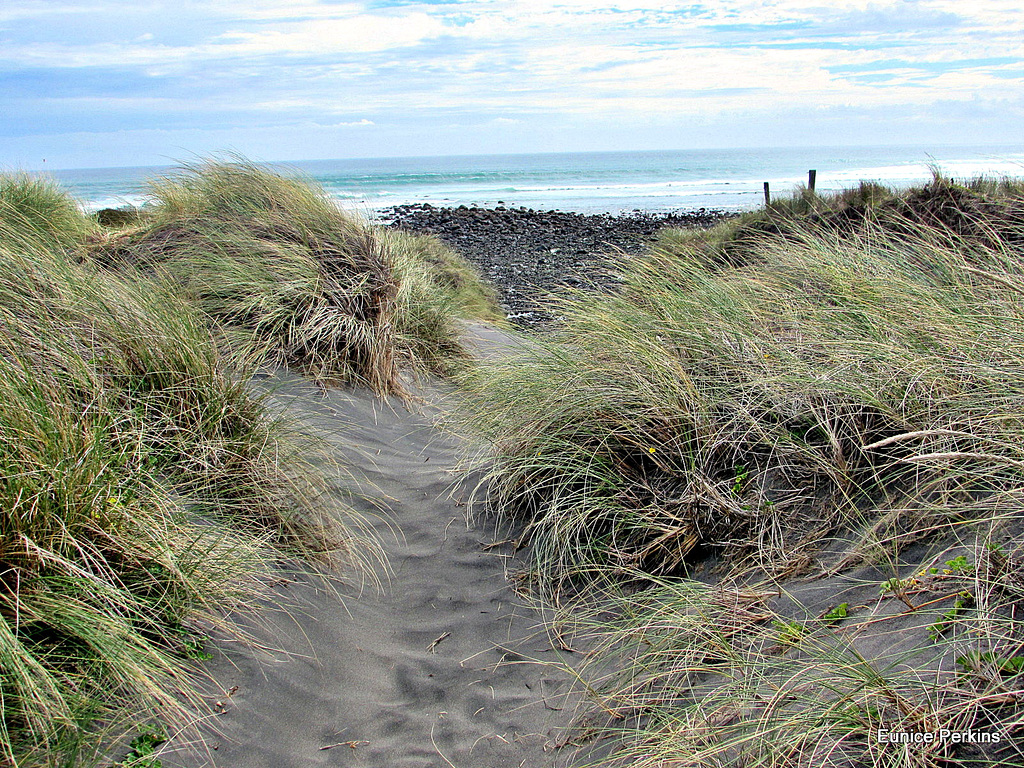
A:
43 144 1024 217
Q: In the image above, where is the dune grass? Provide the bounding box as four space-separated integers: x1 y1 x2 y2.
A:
0 158 494 765
679 172 1024 271
388 228 504 375
456 176 1024 765
94 158 498 394
562 537 1024 767
458 177 1024 582
0 172 96 253
0 175 376 766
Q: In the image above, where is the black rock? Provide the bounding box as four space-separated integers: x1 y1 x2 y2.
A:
379 204 732 329
95 207 140 227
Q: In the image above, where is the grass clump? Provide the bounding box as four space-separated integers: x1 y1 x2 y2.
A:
388 229 504 374
456 174 1024 765
562 558 1023 768
0 173 96 253
458 178 1024 584
0 183 370 765
0 160 494 764
95 158 497 394
691 172 1024 269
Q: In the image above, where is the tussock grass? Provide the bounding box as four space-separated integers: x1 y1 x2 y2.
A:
0 173 96 252
459 179 1024 583
97 158 400 394
693 172 1024 269
0 186 373 764
95 158 497 394
388 229 504 375
456 174 1024 765
2 158 492 764
563 541 1024 767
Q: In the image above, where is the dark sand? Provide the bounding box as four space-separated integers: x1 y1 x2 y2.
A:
127 315 1024 766
157 325 586 768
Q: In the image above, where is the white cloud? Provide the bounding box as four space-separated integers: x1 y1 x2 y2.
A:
0 2 104 23
0 0 1022 167
214 13 446 55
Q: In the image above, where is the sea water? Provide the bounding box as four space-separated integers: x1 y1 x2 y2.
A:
43 145 1024 217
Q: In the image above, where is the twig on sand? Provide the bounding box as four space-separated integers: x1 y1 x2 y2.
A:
319 740 369 750
428 631 451 652
479 536 527 552
480 538 514 550
431 714 459 768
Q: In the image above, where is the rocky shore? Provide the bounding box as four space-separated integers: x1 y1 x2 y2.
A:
381 204 731 327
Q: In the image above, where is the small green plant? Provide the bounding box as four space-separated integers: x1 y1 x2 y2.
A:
730 465 749 496
170 626 212 661
118 725 167 767
773 619 805 647
915 555 975 581
822 602 849 624
879 577 913 595
956 651 1024 676
834 700 883 730
928 591 974 640
941 555 973 575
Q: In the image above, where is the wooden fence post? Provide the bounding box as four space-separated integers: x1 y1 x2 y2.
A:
763 181 771 205
808 169 817 193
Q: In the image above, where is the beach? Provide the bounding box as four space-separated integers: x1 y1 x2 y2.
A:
6 160 1024 768
381 204 729 325
155 342 593 768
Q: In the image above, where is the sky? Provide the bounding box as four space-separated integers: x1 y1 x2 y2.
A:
1 0 1023 170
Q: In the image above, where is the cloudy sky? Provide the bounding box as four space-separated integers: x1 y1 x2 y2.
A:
1 0 1022 169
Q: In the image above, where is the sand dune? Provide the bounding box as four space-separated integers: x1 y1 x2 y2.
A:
158 327 583 768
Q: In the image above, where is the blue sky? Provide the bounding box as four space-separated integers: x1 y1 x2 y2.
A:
1 0 1022 169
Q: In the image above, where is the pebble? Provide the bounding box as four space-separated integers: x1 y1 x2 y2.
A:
381 204 730 329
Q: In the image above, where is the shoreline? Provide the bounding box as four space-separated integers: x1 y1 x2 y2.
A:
381 203 732 326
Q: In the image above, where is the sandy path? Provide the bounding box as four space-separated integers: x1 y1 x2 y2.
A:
159 330 583 768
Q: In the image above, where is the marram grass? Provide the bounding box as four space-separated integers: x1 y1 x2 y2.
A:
388 228 504 375
1 157 492 765
559 546 1024 768
94 158 499 394
0 175 378 766
457 176 1024 766
0 172 96 253
458 182 1024 583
